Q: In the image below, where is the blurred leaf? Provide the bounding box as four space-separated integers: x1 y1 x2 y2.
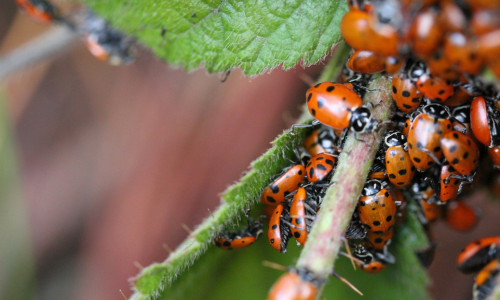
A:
81 0 347 75
0 87 36 299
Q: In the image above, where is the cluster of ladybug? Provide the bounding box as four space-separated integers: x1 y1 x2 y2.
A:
342 0 500 80
15 0 136 65
458 236 500 300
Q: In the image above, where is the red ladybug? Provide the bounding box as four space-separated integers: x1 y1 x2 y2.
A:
427 51 459 81
352 244 391 273
391 74 422 113
385 56 404 75
303 127 337 157
407 104 452 171
444 200 480 232
355 258 386 273
419 196 441 224
443 32 483 75
446 86 473 107
473 259 500 300
470 96 500 147
402 118 412 136
305 153 337 182
439 0 467 33
215 218 263 250
416 74 455 104
488 147 500 168
384 131 416 188
267 268 318 300
268 204 291 253
290 188 313 246
306 82 382 135
365 230 393 251
441 131 480 176
428 161 470 203
16 0 59 23
470 9 500 36
409 7 444 59
261 165 306 205
358 179 397 234
347 50 386 74
457 236 500 274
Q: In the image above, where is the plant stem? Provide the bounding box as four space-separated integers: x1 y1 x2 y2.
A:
295 74 394 294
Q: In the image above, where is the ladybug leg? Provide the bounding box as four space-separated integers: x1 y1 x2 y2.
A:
354 133 371 149
280 218 306 230
219 69 232 82
331 271 363 295
303 203 317 215
416 146 442 165
290 120 320 134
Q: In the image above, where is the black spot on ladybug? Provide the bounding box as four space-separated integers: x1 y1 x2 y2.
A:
448 166 456 172
311 109 316 116
389 174 396 179
392 86 397 93
452 158 459 164
453 133 459 139
271 184 280 193
400 156 405 161
403 104 412 109
342 97 346 101
316 156 324 160
223 241 231 247
326 159 334 166
414 157 421 163
382 204 385 207
294 232 301 238
270 239 275 243
296 218 303 225
467 139 471 146
365 224 372 229
326 85 335 92
372 267 377 270
417 142 424 149
309 168 315 179
449 145 457 152
397 182 404 185
386 215 392 222
463 152 469 159
267 196 276 203
285 175 289 178
434 146 441 152
375 238 384 243
372 207 376 210
374 231 384 234
307 162 312 167
409 143 413 149
399 169 407 175
360 201 366 206
427 161 434 166
438 90 445 95
411 166 416 171
384 192 390 197
412 97 421 103
447 124 451 129
317 164 327 171
437 130 443 134
419 117 423 122
272 225 278 230
373 221 381 226
317 98 325 108
402 91 410 97
298 169 303 175
314 83 321 88
389 150 396 156
307 93 312 102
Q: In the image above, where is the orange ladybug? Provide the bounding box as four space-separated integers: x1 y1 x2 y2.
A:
473 259 500 300
267 268 318 300
384 131 416 188
391 74 422 113
457 236 500 274
290 188 312 246
441 131 480 176
268 204 291 253
416 74 455 103
444 200 480 232
347 50 386 74
261 165 306 205
305 153 337 182
358 180 397 234
215 218 263 250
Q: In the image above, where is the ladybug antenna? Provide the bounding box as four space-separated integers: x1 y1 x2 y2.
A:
261 260 288 271
162 243 174 254
119 289 129 300
331 271 363 296
291 120 321 135
342 237 356 270
219 69 232 83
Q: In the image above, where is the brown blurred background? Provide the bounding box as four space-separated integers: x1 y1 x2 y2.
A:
1 1 500 299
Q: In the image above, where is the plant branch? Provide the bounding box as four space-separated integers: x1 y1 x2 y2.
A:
295 74 394 293
0 26 79 81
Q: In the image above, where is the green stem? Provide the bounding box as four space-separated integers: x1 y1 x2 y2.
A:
295 74 394 295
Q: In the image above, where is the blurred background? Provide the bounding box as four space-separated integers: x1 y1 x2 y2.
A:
0 1 500 299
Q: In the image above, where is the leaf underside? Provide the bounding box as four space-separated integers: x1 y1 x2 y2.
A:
80 0 347 75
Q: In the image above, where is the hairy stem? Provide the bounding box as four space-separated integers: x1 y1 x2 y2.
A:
295 74 394 293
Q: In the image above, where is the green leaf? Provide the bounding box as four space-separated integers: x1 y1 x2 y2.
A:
80 0 348 75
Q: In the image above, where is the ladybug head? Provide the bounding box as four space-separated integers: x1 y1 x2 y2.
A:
351 107 372 133
384 130 406 147
452 105 471 123
422 103 451 119
362 179 386 196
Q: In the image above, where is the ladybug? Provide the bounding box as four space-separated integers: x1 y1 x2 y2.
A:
488 146 500 168
355 257 386 273
427 161 471 203
303 127 337 157
470 9 500 36
427 51 459 81
446 86 473 107
385 56 404 75
347 50 386 74
268 204 291 253
215 218 263 250
457 236 500 274
391 74 422 113
443 32 483 75
451 105 479 143
290 187 316 246
409 7 444 59
419 197 441 224
416 243 437 269
470 96 500 148
364 230 393 251
83 32 136 65
352 244 391 273
402 118 412 136
261 165 306 205
473 259 500 300
439 0 467 33
407 104 452 171
444 200 480 232
16 0 60 23
306 82 383 136
478 29 500 64
416 74 455 104
305 153 337 182
267 268 319 300
340 10 398 57
358 179 397 234
384 131 416 188
441 131 480 176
